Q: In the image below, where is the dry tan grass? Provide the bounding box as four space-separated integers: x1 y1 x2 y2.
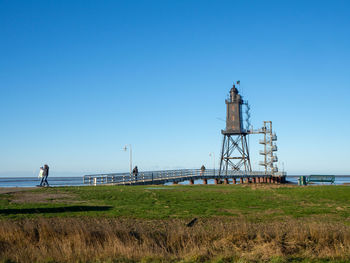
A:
0 217 350 262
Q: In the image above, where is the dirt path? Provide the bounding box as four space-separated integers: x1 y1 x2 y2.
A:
0 187 36 195
0 187 81 204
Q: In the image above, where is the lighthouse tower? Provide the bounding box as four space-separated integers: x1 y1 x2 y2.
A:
219 84 252 176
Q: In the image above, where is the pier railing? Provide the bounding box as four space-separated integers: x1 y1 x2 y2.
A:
83 169 287 186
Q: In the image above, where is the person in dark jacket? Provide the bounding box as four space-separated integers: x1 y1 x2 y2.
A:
132 166 138 181
40 164 50 187
200 165 206 176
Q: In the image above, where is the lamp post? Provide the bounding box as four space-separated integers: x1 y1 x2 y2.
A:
209 152 215 176
123 144 132 175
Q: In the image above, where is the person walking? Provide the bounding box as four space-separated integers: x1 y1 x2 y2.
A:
38 166 44 186
200 165 206 176
132 166 138 182
41 164 50 187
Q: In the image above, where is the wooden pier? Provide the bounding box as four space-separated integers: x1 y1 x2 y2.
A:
83 169 287 186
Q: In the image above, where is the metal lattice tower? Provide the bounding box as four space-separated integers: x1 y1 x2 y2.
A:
259 121 279 176
219 134 251 174
219 83 252 176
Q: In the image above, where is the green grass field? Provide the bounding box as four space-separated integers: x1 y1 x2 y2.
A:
1 184 350 221
1 184 350 263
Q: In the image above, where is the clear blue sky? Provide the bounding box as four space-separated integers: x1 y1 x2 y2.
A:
1 0 350 177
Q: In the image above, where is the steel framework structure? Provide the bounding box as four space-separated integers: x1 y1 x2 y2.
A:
219 133 252 176
259 121 278 175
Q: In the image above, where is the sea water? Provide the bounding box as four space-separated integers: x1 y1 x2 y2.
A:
173 176 350 185
0 177 84 187
0 176 349 188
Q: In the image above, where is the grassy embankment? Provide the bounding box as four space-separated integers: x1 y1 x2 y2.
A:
1 184 350 262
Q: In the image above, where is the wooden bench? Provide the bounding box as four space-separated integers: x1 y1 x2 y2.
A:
307 175 335 184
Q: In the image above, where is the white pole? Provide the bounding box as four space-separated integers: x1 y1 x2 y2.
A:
213 152 215 176
130 144 132 175
124 144 133 175
210 152 215 176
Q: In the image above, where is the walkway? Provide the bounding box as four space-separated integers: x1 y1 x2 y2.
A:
83 169 287 186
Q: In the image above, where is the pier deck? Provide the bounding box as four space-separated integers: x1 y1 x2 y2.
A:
83 169 287 186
